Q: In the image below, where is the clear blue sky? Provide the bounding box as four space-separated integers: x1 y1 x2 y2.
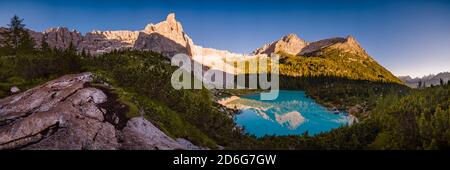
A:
1 0 449 77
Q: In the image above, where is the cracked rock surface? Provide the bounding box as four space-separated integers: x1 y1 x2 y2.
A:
0 72 200 150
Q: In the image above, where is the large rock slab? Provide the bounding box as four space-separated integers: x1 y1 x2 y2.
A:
0 72 202 150
0 72 118 150
120 117 185 150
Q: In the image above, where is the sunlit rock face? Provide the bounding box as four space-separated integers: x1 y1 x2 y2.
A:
253 34 308 56
134 13 195 57
252 33 366 57
298 36 367 56
78 30 139 54
43 27 83 50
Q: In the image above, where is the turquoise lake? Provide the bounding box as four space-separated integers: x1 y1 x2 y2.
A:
221 90 352 137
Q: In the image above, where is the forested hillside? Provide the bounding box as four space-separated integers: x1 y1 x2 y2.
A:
278 47 402 84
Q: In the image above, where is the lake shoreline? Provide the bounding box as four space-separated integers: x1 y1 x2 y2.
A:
218 90 355 137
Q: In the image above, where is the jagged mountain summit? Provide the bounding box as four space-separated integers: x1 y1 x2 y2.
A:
253 34 308 56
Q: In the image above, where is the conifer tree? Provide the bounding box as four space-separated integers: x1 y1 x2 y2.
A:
41 36 50 52
2 15 35 54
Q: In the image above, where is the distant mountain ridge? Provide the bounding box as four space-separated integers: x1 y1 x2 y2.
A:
1 13 402 84
0 13 238 58
399 72 450 88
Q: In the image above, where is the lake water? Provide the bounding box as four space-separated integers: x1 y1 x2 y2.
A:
220 90 352 137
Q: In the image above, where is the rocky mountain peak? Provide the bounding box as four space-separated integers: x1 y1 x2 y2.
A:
343 35 364 52
346 35 357 44
166 13 176 23
253 33 307 55
137 13 194 57
282 33 302 42
41 27 83 49
44 27 73 34
144 13 183 34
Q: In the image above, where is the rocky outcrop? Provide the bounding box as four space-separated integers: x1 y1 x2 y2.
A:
120 117 185 150
140 14 193 50
176 138 209 150
0 73 203 150
299 36 367 56
253 34 308 55
9 86 20 94
80 30 139 54
43 27 83 49
0 72 114 149
134 32 191 57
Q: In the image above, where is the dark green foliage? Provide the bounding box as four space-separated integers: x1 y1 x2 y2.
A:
0 15 82 98
0 48 83 98
40 37 50 52
368 84 450 149
280 75 409 114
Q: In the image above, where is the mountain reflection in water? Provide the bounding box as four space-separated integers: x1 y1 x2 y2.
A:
219 90 353 137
